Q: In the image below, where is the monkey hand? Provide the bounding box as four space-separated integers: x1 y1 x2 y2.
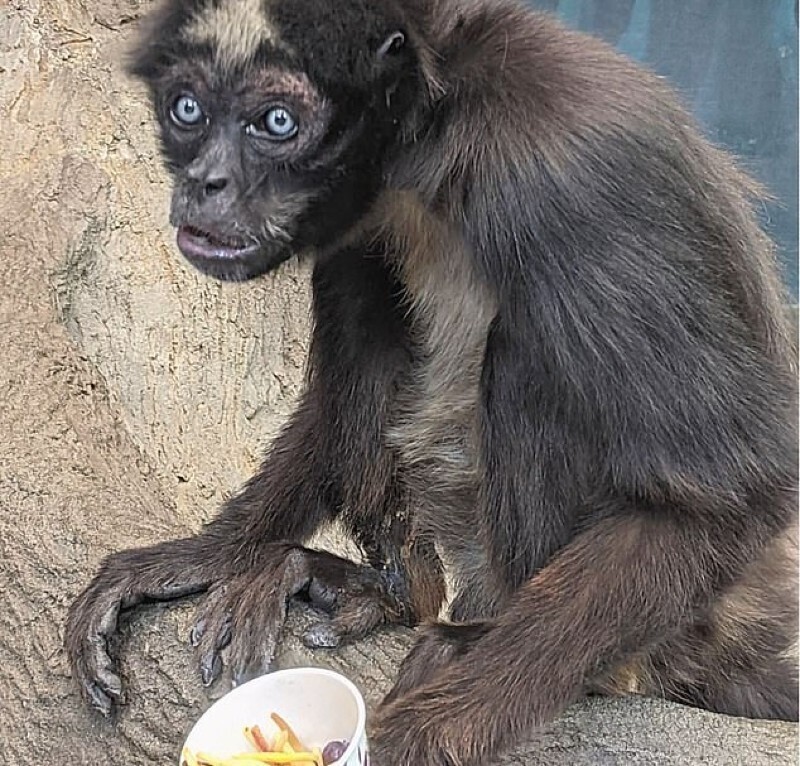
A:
65 539 214 717
190 545 413 688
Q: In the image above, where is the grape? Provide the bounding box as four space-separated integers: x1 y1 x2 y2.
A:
322 739 349 765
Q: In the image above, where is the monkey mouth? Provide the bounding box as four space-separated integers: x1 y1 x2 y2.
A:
177 224 257 258
175 224 291 281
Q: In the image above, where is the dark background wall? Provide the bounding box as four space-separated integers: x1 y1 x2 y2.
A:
528 0 799 301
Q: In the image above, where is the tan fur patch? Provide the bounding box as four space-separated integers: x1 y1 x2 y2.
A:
185 0 288 69
600 659 646 695
372 190 498 586
712 521 799 646
259 191 315 243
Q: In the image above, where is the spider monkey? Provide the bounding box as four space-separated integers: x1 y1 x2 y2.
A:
66 0 799 763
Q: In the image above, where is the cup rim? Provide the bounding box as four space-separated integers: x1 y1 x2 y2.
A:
181 666 367 766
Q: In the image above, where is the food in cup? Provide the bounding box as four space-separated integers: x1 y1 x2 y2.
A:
181 710 351 766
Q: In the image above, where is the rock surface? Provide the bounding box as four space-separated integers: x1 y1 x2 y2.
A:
0 2 796 764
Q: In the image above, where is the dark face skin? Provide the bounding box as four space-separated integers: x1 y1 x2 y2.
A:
160 66 335 280
134 1 423 281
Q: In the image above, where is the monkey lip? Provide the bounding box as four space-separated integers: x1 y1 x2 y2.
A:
177 224 258 261
175 224 292 281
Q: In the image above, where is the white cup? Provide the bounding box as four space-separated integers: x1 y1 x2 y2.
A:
180 667 369 766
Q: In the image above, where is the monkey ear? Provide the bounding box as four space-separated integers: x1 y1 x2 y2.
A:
377 31 406 59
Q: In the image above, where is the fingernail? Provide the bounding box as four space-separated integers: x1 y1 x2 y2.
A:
190 618 207 647
200 652 222 686
87 683 112 717
98 670 123 698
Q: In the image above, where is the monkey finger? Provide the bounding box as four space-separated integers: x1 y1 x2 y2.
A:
85 678 115 718
189 616 207 647
137 580 209 603
192 612 233 686
65 585 129 714
306 577 340 612
191 588 228 685
228 594 291 687
208 612 233 651
195 632 226 687
199 613 232 686
71 650 121 717
190 582 230 644
93 663 124 700
199 648 224 687
228 618 282 688
80 631 124 699
303 598 385 649
230 636 279 688
70 646 119 717
80 663 123 712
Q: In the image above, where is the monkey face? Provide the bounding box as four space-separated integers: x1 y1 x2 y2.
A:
128 0 426 281
158 66 336 281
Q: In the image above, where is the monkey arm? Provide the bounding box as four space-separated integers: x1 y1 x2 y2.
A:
372 504 788 766
474 315 586 591
63 387 339 714
65 245 426 714
185 246 441 686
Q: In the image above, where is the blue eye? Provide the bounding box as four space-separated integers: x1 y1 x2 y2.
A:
248 106 298 140
170 94 204 127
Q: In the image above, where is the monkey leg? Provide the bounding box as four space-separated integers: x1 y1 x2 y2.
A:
589 615 799 722
370 508 790 766
589 521 799 721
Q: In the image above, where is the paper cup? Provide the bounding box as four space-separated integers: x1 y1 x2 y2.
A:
180 667 369 766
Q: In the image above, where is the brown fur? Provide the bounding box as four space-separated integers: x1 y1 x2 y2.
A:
591 521 799 720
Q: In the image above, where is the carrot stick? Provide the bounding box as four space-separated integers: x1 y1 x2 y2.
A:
243 728 261 752
250 724 271 752
269 712 306 752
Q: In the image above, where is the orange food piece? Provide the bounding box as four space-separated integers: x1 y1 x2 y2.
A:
269 712 306 752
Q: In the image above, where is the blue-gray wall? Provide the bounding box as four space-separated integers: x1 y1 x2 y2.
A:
528 0 799 301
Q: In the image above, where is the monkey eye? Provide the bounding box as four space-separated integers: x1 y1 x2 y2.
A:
170 94 205 128
247 106 298 141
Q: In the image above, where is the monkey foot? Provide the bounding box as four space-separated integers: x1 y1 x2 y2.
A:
382 620 492 703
